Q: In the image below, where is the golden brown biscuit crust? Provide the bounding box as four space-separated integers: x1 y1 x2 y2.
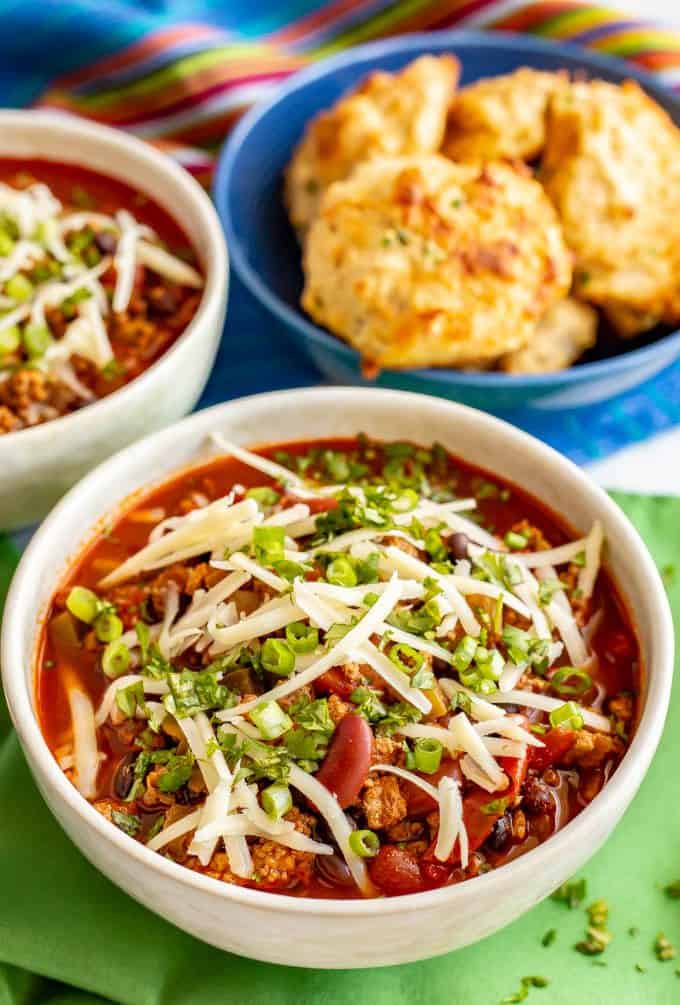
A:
443 68 566 163
284 55 459 235
301 154 572 370
541 78 680 337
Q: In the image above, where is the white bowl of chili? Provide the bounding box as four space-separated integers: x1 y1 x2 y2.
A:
1 387 673 967
0 110 228 529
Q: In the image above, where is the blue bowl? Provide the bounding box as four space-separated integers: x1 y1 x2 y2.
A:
214 30 680 412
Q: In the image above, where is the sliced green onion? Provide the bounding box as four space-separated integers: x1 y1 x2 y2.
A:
349 829 380 858
0 230 15 256
66 586 100 624
504 531 528 551
23 322 53 358
424 528 447 562
326 556 358 588
475 646 504 680
252 525 285 564
246 486 280 507
6 273 33 302
285 621 319 654
249 700 292 740
94 611 123 643
261 783 292 820
550 667 592 696
452 635 478 672
261 638 296 677
389 642 424 675
549 700 584 730
392 489 419 513
414 737 443 774
272 559 308 582
0 324 20 355
102 640 131 678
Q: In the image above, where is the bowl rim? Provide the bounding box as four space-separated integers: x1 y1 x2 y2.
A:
1 386 674 917
214 28 680 389
0 108 228 451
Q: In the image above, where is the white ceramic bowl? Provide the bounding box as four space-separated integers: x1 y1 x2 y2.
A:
1 388 673 968
0 110 228 529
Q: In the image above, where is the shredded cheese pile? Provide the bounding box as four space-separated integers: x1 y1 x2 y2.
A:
0 179 203 387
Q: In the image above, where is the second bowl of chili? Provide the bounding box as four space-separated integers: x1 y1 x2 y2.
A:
0 110 228 529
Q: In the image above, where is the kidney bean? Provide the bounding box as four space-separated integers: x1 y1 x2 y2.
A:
314 714 373 808
420 859 452 890
529 728 576 772
368 845 425 896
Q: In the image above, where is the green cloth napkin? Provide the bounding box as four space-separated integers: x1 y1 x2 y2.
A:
1 493 679 1005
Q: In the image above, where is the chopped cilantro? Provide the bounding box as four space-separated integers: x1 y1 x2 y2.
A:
541 929 556 948
163 669 236 718
111 809 141 837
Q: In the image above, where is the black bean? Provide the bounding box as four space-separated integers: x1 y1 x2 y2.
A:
94 230 118 255
486 813 513 852
113 752 137 799
523 776 554 816
315 853 355 889
449 532 469 561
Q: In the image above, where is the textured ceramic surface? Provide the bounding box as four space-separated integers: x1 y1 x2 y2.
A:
0 110 228 530
215 31 680 412
1 388 673 968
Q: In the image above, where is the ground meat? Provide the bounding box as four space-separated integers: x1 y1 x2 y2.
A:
609 692 634 722
0 368 49 420
518 670 550 693
149 564 189 614
105 583 149 628
361 774 408 829
327 693 351 724
141 767 176 808
385 819 425 842
560 730 624 769
189 851 247 886
0 404 20 433
184 562 225 595
382 535 422 558
510 519 552 552
279 684 315 711
93 797 135 824
250 808 316 891
371 735 402 766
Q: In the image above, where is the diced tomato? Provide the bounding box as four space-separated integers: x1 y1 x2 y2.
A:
368 845 425 896
402 758 463 816
314 668 356 701
422 749 531 873
314 714 373 808
601 629 634 665
529 728 576 772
